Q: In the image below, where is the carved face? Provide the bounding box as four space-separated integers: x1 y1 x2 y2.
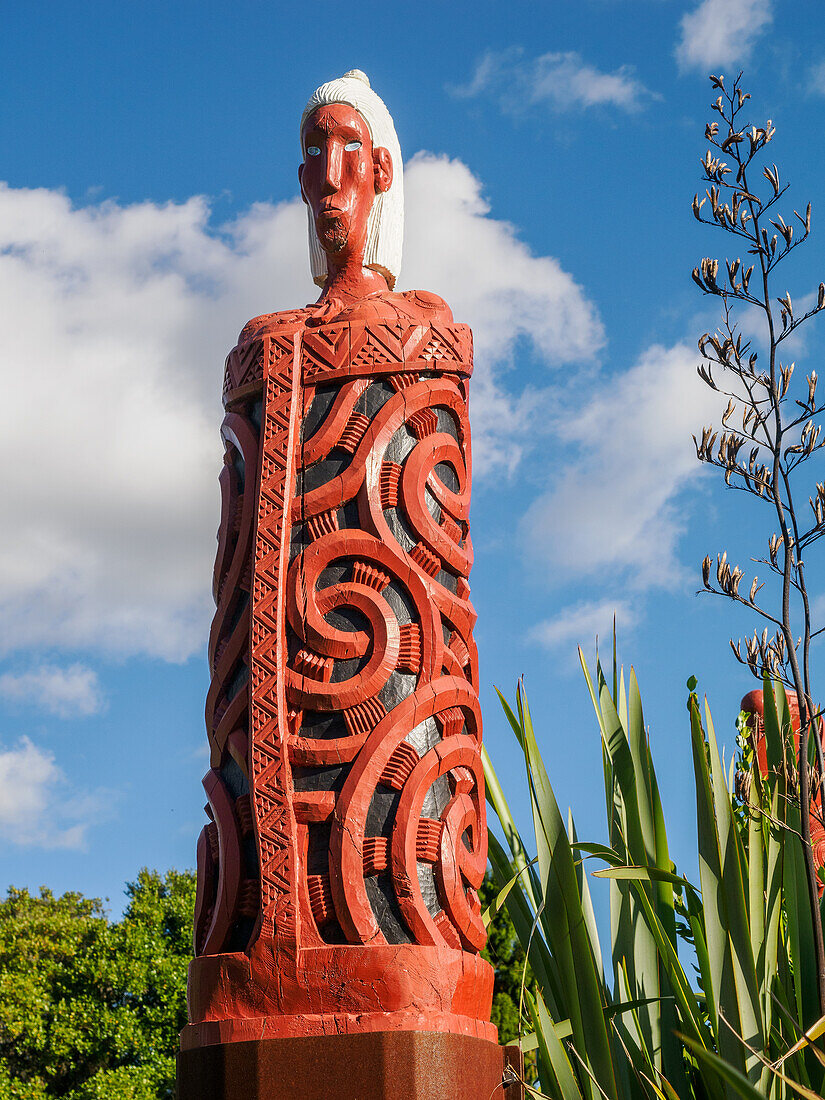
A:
299 103 393 267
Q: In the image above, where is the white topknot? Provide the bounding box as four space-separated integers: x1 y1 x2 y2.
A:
300 70 403 290
342 69 370 85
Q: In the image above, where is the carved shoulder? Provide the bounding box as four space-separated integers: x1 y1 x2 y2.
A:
399 290 454 324
236 291 455 345
237 308 311 345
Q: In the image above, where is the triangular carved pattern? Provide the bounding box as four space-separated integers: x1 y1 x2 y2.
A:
399 322 471 369
301 325 350 379
223 338 264 400
418 326 463 363
296 321 472 379
347 336 380 370
248 335 299 926
349 323 405 367
446 325 472 362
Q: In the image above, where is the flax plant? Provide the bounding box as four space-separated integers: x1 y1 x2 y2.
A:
689 73 825 1011
483 650 825 1098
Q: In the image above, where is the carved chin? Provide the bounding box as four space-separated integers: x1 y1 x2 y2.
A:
316 215 348 254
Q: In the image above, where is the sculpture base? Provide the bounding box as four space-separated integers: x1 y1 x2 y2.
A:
184 945 497 1044
177 1031 523 1100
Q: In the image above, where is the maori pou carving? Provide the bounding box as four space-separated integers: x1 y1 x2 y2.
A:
741 690 825 893
184 70 494 1048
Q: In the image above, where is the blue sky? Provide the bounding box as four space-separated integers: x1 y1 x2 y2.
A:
2 0 825 914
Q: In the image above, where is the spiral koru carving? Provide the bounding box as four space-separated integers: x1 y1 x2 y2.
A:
741 689 825 895
190 294 491 1038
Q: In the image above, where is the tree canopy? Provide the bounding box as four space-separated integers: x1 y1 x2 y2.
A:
479 874 532 1047
0 869 525 1098
0 870 194 1099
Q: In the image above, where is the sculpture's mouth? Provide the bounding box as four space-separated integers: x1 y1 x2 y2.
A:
316 209 348 253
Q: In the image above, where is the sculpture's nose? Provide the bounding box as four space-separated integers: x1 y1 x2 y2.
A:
322 142 342 196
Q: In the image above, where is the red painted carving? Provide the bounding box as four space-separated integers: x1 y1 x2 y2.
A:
184 70 494 1052
741 690 825 891
185 298 493 1046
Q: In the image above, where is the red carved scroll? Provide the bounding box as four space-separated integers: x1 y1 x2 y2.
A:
741 689 825 892
184 292 495 1047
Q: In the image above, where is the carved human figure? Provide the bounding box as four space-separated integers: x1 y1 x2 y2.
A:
299 107 393 301
184 70 494 1049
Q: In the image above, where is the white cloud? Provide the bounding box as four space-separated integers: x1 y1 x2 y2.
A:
808 60 825 97
0 736 94 848
676 0 773 72
0 186 304 664
530 598 636 653
453 48 656 113
403 154 604 472
811 592 825 627
0 664 103 717
520 342 721 587
0 158 601 661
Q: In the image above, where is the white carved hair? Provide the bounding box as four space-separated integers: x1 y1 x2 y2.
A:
300 69 403 290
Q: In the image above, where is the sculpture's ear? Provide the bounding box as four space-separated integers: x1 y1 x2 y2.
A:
373 147 393 194
298 161 307 204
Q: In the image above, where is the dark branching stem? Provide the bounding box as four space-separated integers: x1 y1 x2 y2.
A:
692 72 825 1016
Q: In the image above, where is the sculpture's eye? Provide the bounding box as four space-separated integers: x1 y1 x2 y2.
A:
307 146 321 157
344 140 362 151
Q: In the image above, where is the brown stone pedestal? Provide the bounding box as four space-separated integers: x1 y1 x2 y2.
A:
177 1031 523 1100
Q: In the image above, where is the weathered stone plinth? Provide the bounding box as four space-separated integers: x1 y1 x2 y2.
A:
177 1032 522 1100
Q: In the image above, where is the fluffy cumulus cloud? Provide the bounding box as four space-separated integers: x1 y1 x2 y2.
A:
0 663 103 717
0 156 601 662
404 154 603 472
520 342 721 588
530 598 636 655
0 736 94 848
676 0 773 72
0 186 302 663
453 48 656 114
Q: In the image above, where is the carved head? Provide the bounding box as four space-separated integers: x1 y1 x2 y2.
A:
299 70 403 290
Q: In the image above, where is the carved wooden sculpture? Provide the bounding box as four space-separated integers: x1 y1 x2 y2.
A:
179 71 513 1100
741 690 825 893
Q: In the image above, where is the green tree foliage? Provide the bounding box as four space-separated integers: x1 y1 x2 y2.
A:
480 872 533 1045
0 869 194 1100
0 867 525 1098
